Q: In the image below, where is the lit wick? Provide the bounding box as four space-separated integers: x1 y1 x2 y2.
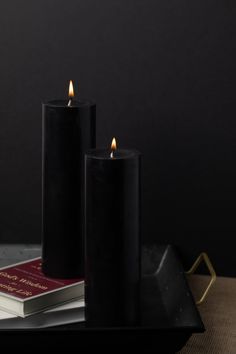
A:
68 80 74 107
110 137 117 158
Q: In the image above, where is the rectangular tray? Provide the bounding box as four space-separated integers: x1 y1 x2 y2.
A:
0 245 204 353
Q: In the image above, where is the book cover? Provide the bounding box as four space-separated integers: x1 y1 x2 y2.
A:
0 258 84 317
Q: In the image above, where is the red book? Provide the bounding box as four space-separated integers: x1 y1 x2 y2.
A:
0 258 84 317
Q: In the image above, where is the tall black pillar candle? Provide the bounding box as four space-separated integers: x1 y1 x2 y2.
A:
85 138 141 326
42 82 96 278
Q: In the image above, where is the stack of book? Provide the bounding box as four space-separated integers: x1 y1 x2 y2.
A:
0 258 84 328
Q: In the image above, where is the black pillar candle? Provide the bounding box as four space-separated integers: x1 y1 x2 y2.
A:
85 139 141 326
42 82 96 278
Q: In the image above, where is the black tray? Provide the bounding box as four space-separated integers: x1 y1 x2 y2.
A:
0 245 204 353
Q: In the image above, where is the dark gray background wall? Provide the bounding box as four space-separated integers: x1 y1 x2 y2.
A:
0 0 235 276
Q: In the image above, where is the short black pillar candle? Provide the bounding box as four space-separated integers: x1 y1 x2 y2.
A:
85 139 141 326
42 83 96 278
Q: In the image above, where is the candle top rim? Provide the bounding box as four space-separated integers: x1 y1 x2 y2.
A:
43 99 95 108
86 148 140 160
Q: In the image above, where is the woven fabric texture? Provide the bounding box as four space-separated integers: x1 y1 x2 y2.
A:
179 275 236 354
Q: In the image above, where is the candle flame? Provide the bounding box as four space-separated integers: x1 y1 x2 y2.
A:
111 137 117 151
68 80 74 98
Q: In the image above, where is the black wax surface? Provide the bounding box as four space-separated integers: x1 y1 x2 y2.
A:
42 99 96 278
45 99 94 108
85 149 141 326
86 148 138 159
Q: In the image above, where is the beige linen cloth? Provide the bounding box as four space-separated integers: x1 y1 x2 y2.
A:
179 275 236 354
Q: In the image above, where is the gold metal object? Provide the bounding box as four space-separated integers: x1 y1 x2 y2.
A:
186 252 216 305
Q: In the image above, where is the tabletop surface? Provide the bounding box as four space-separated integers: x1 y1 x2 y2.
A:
0 245 235 353
179 274 236 354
